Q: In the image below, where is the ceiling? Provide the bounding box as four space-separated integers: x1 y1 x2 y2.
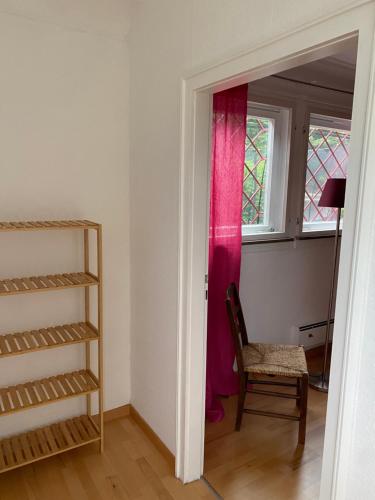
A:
275 46 357 93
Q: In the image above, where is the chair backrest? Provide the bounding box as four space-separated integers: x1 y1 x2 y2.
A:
226 283 249 376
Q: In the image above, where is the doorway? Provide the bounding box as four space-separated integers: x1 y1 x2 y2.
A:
177 4 375 499
203 45 357 499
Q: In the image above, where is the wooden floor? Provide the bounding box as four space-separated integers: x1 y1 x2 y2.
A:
0 355 327 500
0 416 212 500
204 355 327 500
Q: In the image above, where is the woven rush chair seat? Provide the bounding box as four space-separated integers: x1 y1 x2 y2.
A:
242 343 307 378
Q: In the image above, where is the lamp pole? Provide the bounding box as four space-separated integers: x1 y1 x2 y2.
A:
309 177 346 393
309 208 341 392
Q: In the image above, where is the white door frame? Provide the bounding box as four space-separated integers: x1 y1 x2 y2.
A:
176 2 375 498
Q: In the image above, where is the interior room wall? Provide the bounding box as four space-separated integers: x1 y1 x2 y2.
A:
129 0 364 454
0 0 131 437
241 239 334 345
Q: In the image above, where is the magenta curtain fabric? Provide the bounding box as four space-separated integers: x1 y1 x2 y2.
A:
206 84 248 422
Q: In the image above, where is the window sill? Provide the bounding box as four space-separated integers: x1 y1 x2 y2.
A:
302 224 343 236
242 230 288 241
298 231 341 240
242 236 293 246
241 233 341 246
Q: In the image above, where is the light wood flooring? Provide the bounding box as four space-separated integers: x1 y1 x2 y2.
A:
204 355 327 500
0 416 212 500
0 356 327 500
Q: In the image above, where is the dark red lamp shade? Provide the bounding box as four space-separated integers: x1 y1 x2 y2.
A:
318 178 346 208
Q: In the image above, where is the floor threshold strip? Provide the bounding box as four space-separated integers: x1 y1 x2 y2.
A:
202 476 223 499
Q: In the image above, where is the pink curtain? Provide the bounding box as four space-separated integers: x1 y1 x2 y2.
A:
206 84 248 422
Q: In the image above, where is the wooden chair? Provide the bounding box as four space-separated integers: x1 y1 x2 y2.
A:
226 283 309 444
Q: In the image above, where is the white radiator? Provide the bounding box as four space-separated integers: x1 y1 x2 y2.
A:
291 320 334 350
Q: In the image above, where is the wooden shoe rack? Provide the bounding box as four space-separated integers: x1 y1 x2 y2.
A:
0 220 103 473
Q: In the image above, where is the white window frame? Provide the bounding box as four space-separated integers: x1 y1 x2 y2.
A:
242 101 291 241
302 113 351 234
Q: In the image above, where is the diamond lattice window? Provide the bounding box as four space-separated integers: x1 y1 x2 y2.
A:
242 116 272 225
304 125 350 224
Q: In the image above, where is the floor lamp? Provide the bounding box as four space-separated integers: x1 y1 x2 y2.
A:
309 178 346 393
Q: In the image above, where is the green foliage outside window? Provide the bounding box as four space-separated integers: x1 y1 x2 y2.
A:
242 117 271 225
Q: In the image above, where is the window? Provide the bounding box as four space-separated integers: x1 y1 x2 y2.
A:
302 114 351 233
242 103 290 239
241 102 351 241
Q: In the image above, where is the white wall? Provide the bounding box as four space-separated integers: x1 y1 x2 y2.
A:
241 239 335 345
129 0 367 455
345 218 375 499
0 0 130 437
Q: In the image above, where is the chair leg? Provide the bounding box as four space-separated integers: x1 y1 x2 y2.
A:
235 373 248 431
298 373 308 445
296 378 301 409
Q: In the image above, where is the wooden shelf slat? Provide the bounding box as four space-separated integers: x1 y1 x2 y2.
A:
0 220 99 232
0 415 100 473
0 322 98 358
0 272 98 296
0 370 99 416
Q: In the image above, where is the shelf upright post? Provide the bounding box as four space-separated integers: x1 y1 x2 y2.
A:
96 224 104 452
84 228 91 416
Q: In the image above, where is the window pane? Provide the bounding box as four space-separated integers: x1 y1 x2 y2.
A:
242 116 273 226
304 125 350 225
